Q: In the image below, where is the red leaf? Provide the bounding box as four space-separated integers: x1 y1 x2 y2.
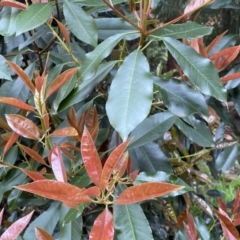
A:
100 140 130 190
233 212 240 226
232 190 240 215
35 227 54 240
0 211 34 240
85 106 98 132
5 114 41 140
3 132 19 154
35 76 44 93
15 180 91 203
130 169 139 182
206 30 228 54
19 144 47 166
184 210 198 240
216 209 239 239
81 126 102 187
210 46 240 72
184 0 213 15
54 19 70 45
49 127 78 137
81 186 101 198
59 147 77 161
21 169 46 181
0 97 34 112
221 72 240 83
89 208 114 240
0 0 26 10
48 146 67 182
114 182 183 205
46 68 78 99
62 201 80 209
0 209 4 227
218 198 227 214
6 61 35 94
60 142 80 152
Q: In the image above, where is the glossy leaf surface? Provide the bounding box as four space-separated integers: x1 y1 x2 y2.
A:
106 49 153 140
81 126 102 187
6 114 41 140
15 180 91 203
50 127 78 137
114 182 183 204
0 211 34 240
89 208 114 240
101 140 130 189
0 97 34 112
49 146 67 182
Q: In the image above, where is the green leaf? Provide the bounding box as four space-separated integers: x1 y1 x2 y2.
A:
78 32 137 83
154 78 208 118
0 7 19 36
134 171 193 196
175 118 214 147
16 3 52 35
163 37 227 102
152 22 212 39
215 144 238 172
60 216 83 240
64 0 97 47
129 142 173 173
23 202 61 240
129 112 176 149
96 18 138 40
113 185 154 240
58 61 117 113
0 55 12 80
106 49 153 140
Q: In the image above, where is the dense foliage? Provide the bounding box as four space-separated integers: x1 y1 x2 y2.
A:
0 0 240 239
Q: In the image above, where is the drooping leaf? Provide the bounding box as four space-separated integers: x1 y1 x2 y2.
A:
101 140 130 190
18 143 47 166
154 78 208 118
16 3 52 35
114 182 183 204
6 60 35 93
48 146 67 183
81 126 102 188
89 208 114 240
50 127 78 137
152 22 212 39
5 114 41 140
0 211 34 240
215 144 238 172
106 49 153 140
175 118 214 147
46 68 78 99
63 0 97 47
15 180 91 203
162 37 227 102
0 97 34 112
129 112 176 149
114 184 154 240
129 142 173 173
35 227 54 240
